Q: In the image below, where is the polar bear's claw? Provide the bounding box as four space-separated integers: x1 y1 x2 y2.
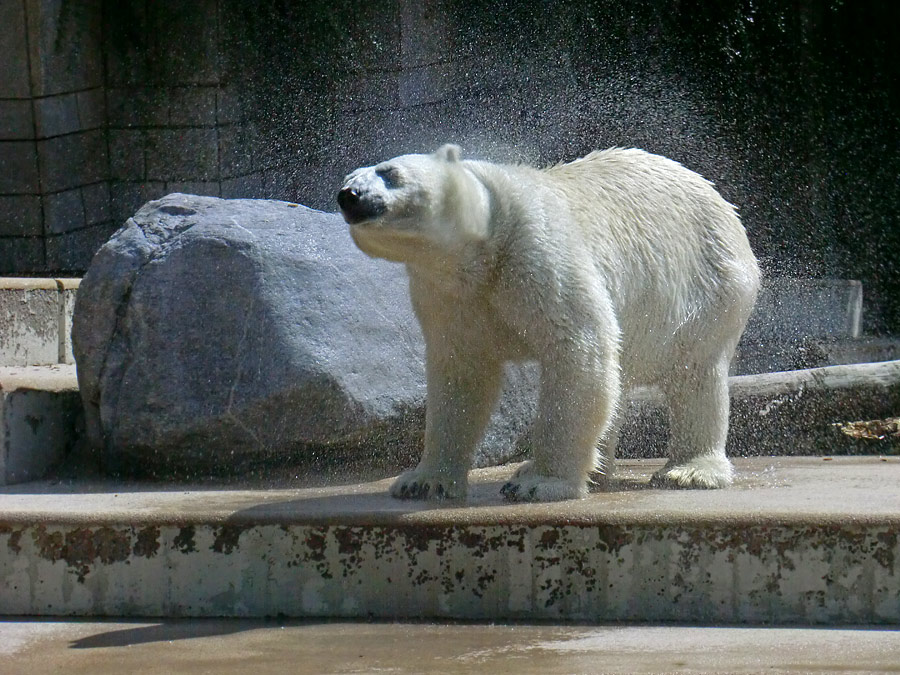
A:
500 481 537 500
498 460 586 502
390 470 464 501
501 474 587 503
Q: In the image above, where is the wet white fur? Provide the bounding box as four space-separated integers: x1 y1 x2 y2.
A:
340 145 760 502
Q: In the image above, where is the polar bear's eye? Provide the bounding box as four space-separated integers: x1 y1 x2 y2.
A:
376 166 402 188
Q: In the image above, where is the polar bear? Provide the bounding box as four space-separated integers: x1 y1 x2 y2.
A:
338 144 759 502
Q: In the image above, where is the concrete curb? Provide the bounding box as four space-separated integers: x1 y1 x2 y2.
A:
1 458 898 623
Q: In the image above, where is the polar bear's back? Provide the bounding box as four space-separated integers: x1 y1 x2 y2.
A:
546 148 742 254
543 148 759 376
544 147 756 298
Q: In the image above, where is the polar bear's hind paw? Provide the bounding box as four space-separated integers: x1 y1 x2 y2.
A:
650 456 734 489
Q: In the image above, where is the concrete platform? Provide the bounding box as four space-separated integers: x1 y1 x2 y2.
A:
2 457 899 623
2 619 900 674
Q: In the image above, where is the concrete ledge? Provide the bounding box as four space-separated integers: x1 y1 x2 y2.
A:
0 278 81 366
0 365 81 485
1 457 898 623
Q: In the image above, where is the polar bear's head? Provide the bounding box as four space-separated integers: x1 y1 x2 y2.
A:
337 144 491 264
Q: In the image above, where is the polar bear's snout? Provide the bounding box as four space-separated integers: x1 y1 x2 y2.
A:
337 187 385 225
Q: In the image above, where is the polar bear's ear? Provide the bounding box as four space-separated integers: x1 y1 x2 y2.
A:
435 144 462 163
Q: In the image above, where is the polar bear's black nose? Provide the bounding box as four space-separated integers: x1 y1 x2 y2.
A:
337 187 360 211
338 187 386 224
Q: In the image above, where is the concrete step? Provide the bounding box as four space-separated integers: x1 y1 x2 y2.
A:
2 457 898 623
0 278 80 367
0 365 81 485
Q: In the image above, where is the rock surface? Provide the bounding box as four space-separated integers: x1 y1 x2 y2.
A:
72 193 537 477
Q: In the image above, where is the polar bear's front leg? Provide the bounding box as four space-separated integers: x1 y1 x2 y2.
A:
391 354 502 501
502 348 620 502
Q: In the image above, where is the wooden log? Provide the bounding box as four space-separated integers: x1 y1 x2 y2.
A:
730 359 900 397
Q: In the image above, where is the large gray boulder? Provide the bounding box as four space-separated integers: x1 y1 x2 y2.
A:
72 194 536 478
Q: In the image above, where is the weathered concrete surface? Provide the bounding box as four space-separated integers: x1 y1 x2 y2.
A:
0 278 80 366
1 457 898 623
58 279 79 365
0 364 81 485
2 621 900 674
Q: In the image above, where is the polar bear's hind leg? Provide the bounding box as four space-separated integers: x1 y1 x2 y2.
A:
652 356 734 489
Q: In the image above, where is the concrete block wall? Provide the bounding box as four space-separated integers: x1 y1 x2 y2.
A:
104 1 225 223
100 1 323 219
92 0 526 214
2 0 612 272
0 0 286 274
0 0 44 272
1 1 897 338
0 0 116 274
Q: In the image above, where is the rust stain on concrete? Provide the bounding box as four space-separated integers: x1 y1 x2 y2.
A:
172 525 197 553
211 525 245 554
32 525 132 582
133 526 160 558
874 530 897 574
2 526 24 554
25 525 165 582
32 525 64 563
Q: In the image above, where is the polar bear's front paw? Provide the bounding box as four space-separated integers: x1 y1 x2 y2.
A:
650 455 734 489
390 469 466 501
500 462 587 502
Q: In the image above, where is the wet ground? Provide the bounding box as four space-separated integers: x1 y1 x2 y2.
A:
2 619 899 674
